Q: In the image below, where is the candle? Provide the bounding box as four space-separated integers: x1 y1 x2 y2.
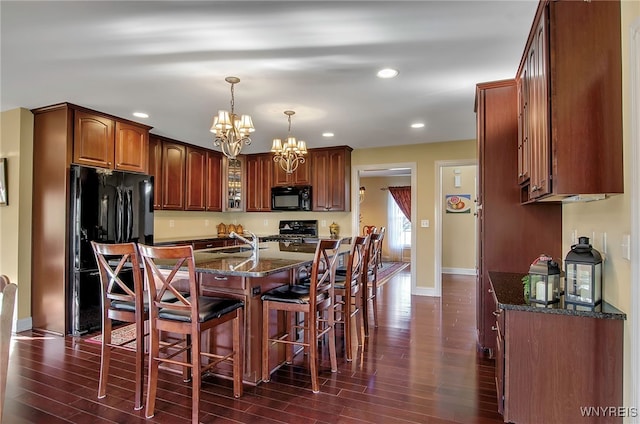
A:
536 281 553 302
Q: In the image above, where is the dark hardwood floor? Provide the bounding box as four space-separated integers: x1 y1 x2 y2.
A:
3 270 503 423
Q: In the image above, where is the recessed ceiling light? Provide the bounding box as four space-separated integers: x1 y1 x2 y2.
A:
411 122 425 129
377 68 399 79
322 132 334 137
133 112 149 118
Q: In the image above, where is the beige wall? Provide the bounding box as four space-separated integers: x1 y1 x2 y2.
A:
441 165 476 271
352 140 476 289
562 1 638 416
0 108 33 325
359 175 411 261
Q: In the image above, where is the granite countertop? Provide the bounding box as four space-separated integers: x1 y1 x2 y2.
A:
488 271 626 320
171 241 350 278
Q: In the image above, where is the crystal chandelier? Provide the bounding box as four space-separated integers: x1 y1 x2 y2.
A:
271 110 308 174
210 76 255 159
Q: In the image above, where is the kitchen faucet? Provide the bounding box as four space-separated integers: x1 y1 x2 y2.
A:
229 230 259 258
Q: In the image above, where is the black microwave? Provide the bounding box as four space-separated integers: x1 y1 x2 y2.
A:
271 186 312 211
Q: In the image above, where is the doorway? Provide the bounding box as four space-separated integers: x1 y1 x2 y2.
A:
352 163 417 294
434 159 478 297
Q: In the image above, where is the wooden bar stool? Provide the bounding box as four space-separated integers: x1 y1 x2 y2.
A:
363 231 384 336
138 244 244 424
334 235 370 361
91 241 147 410
261 239 341 393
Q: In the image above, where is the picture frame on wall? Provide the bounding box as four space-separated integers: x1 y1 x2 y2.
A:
0 158 7 206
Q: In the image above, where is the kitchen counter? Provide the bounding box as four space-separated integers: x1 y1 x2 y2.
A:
189 241 350 277
488 271 626 320
149 240 350 384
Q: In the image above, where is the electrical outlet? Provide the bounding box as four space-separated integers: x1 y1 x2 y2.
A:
602 232 607 254
571 230 578 244
421 219 429 228
204 219 209 227
321 220 327 227
169 220 175 228
264 219 269 226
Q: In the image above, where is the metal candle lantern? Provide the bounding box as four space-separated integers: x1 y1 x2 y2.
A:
529 255 561 307
564 236 603 311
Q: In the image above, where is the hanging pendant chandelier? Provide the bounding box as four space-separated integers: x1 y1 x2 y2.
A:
271 110 308 174
210 76 255 159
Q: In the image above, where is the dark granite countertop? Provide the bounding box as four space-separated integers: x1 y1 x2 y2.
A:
152 241 350 278
488 271 626 320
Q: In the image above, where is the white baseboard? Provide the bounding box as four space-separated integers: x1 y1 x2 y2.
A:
413 286 438 296
442 267 476 276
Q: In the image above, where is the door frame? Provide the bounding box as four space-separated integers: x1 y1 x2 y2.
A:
434 159 478 297
352 162 417 294
629 15 640 417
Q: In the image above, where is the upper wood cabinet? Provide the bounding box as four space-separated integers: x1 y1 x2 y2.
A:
517 0 623 202
148 136 163 209
273 154 311 187
205 151 223 211
185 146 207 211
310 146 352 212
246 153 273 212
73 110 149 174
161 141 186 210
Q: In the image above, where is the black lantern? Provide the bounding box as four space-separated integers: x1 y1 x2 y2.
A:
529 255 561 307
564 236 603 311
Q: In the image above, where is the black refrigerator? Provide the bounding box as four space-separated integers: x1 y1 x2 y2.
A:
68 164 154 336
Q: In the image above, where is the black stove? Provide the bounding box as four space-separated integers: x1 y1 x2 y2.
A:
260 220 318 243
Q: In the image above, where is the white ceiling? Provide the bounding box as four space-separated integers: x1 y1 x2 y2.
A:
0 1 537 154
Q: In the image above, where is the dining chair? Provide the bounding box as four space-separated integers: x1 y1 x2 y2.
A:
375 226 386 269
362 225 377 236
334 235 370 361
137 244 243 424
261 238 341 393
0 275 17 420
91 241 147 410
363 230 384 336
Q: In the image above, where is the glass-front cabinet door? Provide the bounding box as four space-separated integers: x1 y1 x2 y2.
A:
223 156 244 211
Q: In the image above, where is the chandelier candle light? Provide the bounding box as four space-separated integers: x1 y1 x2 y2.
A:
210 76 255 159
271 110 308 174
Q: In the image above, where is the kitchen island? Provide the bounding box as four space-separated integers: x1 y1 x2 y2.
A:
488 272 625 423
177 241 349 384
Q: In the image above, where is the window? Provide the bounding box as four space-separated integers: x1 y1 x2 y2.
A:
388 193 411 260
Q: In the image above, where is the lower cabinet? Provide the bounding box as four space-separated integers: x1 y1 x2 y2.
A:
491 301 623 423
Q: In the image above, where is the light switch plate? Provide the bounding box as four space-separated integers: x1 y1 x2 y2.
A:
421 219 429 228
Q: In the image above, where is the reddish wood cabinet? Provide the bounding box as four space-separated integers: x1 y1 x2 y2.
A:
272 154 311 187
517 0 623 202
161 141 186 210
474 80 561 355
31 102 151 334
310 146 352 212
205 151 223 211
73 110 148 174
246 153 272 212
185 146 207 211
148 136 163 209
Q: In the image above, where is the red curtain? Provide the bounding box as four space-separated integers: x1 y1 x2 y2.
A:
388 186 411 222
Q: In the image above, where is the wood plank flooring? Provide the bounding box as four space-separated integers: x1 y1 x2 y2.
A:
3 270 503 423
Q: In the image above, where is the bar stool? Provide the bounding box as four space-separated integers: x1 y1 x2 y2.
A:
261 239 341 393
334 235 370 361
363 231 384 336
91 241 147 410
138 244 244 423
